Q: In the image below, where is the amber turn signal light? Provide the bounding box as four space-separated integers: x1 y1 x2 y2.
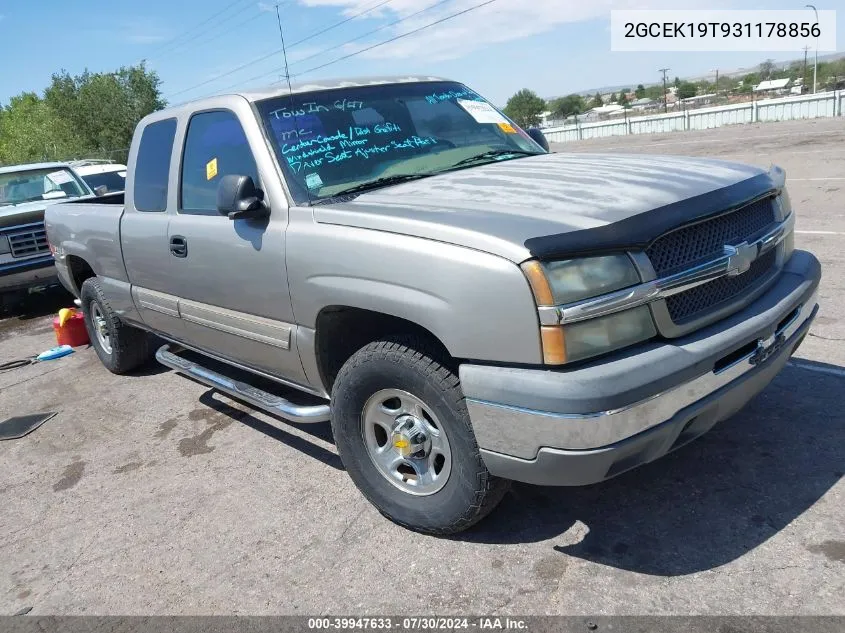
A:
540 326 567 365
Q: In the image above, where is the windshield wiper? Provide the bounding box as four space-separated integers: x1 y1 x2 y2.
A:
446 149 539 171
327 173 432 199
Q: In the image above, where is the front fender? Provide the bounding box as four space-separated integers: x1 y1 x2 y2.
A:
287 218 542 365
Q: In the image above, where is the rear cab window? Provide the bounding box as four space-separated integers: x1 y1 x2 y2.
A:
134 118 177 212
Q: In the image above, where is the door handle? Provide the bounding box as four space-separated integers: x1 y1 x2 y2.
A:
170 235 188 258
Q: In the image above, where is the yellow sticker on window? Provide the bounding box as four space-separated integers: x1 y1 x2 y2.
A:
206 158 218 181
498 122 517 134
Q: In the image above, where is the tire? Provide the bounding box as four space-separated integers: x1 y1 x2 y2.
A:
80 277 152 374
331 336 510 535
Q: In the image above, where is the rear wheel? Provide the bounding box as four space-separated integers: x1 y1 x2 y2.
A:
331 336 510 535
80 277 153 374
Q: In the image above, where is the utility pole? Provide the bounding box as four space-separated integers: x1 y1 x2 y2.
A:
660 67 670 113
711 68 719 95
806 4 819 93
802 45 810 94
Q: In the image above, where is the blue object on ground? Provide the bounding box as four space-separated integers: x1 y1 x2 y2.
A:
36 345 74 361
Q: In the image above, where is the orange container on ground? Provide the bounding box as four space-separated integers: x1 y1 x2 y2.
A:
53 309 90 347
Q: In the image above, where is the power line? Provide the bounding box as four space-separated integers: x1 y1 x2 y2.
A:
209 0 495 96
165 0 394 99
214 0 457 95
151 8 269 62
290 0 500 80
146 0 253 61
289 0 456 70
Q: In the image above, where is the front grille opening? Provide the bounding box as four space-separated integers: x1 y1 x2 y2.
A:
666 249 777 323
646 197 777 277
8 227 50 258
714 340 759 373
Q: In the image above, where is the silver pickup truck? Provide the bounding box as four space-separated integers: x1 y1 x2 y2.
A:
45 76 821 534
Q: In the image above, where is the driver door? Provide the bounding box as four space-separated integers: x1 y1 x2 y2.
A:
166 108 306 384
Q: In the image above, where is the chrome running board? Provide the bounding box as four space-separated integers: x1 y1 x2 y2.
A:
155 345 331 424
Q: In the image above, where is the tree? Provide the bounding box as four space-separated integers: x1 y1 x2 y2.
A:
502 89 546 128
673 76 681 88
635 84 646 98
590 92 603 108
644 85 664 100
44 63 165 162
676 81 697 100
550 94 584 118
609 92 618 103
0 63 165 167
618 93 630 107
0 93 76 164
759 59 775 80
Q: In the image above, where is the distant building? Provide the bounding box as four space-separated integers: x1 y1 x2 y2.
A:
680 93 720 107
538 111 567 129
590 104 626 119
754 78 791 94
631 97 657 111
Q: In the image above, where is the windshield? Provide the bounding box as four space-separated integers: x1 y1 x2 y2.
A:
81 170 126 193
256 81 545 204
0 167 89 206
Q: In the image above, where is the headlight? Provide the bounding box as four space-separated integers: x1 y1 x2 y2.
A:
559 306 657 363
522 255 640 306
0 236 10 256
522 255 655 364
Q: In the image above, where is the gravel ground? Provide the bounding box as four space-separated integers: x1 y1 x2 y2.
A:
1 118 843 616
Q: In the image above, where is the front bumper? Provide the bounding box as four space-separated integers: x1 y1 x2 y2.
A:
0 254 58 293
461 250 821 486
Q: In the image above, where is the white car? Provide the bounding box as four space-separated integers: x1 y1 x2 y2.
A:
71 160 127 194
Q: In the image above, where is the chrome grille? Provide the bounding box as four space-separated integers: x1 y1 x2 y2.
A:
8 225 50 258
666 249 777 323
646 197 777 277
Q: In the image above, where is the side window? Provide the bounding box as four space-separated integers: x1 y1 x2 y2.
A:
134 119 177 212
180 110 259 215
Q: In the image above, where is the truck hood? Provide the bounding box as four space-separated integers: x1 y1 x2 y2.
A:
0 198 78 230
313 152 781 262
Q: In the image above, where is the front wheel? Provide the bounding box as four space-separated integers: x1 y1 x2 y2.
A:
331 337 510 535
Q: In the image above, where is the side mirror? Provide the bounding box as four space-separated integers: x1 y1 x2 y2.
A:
94 185 108 197
216 175 269 221
527 128 550 152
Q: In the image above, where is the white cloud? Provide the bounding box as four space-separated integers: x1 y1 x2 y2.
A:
258 2 277 12
295 0 726 62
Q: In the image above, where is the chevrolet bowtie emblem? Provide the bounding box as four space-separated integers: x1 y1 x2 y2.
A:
724 241 758 276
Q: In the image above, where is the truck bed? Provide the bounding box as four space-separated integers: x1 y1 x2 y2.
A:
44 196 128 290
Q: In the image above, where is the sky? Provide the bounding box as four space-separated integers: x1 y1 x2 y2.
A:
0 0 842 108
